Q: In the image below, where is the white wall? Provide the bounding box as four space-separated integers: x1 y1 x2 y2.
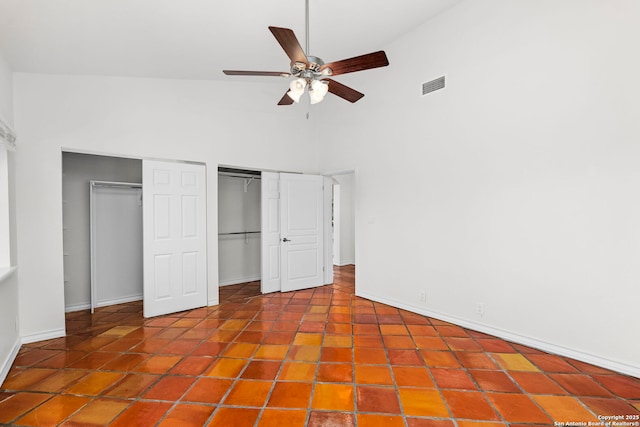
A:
13 73 319 342
0 53 12 125
218 174 261 285
333 173 355 265
0 50 19 385
318 0 640 376
62 152 142 311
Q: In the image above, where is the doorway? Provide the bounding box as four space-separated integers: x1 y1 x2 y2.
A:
218 166 333 295
331 172 356 267
217 168 262 287
62 152 209 318
89 181 143 313
62 152 142 312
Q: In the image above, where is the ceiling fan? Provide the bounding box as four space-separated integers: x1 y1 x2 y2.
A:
223 0 389 106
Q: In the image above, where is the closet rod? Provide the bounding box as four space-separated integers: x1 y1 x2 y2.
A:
218 231 261 236
90 180 142 189
218 173 262 180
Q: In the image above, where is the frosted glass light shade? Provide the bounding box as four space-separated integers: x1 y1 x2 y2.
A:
311 80 329 96
287 90 303 103
309 80 328 104
309 91 323 104
290 78 306 93
286 78 307 103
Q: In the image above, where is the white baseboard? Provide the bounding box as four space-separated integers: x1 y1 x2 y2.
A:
357 290 640 379
21 328 66 345
95 294 142 308
65 294 143 313
219 275 260 287
208 299 219 306
334 260 355 267
0 337 21 386
65 302 91 313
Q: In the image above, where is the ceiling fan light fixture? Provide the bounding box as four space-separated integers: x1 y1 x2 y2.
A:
290 78 307 93
286 90 303 103
311 79 329 96
309 92 323 104
287 77 308 102
309 81 328 104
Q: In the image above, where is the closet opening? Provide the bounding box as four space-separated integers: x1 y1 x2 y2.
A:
217 167 262 288
63 152 209 318
217 165 339 295
62 152 143 313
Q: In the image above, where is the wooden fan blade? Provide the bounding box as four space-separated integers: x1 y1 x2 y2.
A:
269 26 308 66
223 70 289 77
320 51 389 76
324 79 365 103
278 91 294 106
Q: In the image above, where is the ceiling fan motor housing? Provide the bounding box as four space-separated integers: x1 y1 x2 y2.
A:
291 55 330 79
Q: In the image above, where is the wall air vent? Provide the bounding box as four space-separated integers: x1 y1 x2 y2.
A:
422 76 445 95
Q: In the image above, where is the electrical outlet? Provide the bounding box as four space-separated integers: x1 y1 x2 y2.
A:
420 291 427 303
476 303 485 317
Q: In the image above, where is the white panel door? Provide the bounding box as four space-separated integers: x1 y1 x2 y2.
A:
323 176 334 285
261 172 281 293
142 160 207 317
280 173 324 292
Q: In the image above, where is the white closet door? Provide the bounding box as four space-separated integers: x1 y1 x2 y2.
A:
323 176 334 285
90 182 143 312
142 160 207 318
280 173 324 292
261 172 281 293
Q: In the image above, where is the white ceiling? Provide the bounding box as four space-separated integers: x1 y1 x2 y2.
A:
0 0 462 81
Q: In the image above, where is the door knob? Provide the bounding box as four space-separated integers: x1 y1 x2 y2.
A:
282 237 291 242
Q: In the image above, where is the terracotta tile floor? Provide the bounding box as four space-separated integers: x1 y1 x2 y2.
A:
1 265 639 426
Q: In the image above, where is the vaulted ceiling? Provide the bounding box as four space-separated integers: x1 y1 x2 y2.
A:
0 0 463 80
